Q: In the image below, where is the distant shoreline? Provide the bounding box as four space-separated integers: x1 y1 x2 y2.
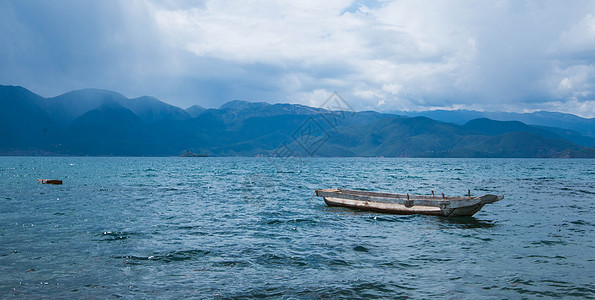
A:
0 154 593 159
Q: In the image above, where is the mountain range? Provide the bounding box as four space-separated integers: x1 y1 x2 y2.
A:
1 84 594 158
392 109 595 138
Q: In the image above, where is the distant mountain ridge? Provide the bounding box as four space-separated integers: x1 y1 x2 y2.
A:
392 109 594 138
45 88 191 125
1 84 594 157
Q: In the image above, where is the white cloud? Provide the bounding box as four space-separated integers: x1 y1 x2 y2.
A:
555 13 595 58
195 4 366 69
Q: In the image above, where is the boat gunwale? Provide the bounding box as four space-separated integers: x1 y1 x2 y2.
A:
317 188 477 201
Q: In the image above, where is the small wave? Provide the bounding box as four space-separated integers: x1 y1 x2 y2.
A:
570 220 592 226
115 249 211 263
502 277 592 298
255 253 307 267
542 280 595 298
410 256 454 263
506 277 535 288
160 187 179 192
96 231 139 241
432 217 496 229
177 225 209 235
328 259 349 266
178 225 201 230
353 245 369 252
211 259 251 268
577 189 595 195
528 254 566 260
366 215 408 222
378 261 419 269
530 240 566 246
188 231 209 236
265 218 319 225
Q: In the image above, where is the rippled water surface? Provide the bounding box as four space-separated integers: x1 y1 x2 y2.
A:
0 157 594 299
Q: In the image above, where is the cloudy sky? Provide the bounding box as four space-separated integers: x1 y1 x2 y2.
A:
1 0 594 117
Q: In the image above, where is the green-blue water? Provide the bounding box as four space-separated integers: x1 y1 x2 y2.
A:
0 157 593 299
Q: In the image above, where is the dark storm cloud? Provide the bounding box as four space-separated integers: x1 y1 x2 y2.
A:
0 1 168 98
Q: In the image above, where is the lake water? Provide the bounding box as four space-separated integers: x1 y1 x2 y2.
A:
0 157 593 299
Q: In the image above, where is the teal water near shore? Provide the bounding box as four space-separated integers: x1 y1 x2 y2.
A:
0 157 593 298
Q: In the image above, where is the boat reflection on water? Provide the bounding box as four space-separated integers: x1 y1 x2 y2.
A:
428 216 497 229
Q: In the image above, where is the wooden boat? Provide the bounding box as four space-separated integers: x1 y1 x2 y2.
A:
315 189 503 217
37 179 63 185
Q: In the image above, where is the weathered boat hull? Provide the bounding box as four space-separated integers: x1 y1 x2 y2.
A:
317 189 502 217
